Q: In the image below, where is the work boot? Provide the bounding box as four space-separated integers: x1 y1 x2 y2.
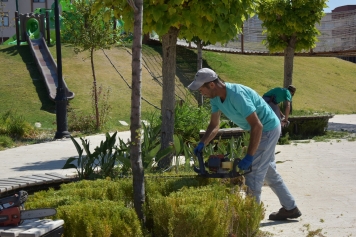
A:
269 207 302 220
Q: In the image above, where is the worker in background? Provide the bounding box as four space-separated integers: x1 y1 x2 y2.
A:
262 85 296 127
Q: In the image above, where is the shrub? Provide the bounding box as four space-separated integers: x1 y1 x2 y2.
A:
57 200 141 237
68 85 112 133
174 100 211 143
63 132 120 180
26 178 264 237
146 97 211 144
0 135 14 149
26 179 139 236
148 184 264 237
0 110 37 139
67 109 97 133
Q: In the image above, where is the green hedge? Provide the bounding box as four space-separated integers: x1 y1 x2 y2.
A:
26 178 264 237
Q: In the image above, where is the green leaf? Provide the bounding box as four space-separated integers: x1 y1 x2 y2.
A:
117 155 131 168
155 146 174 162
168 7 176 15
62 163 78 169
62 157 79 169
70 136 83 157
173 134 182 155
147 143 161 159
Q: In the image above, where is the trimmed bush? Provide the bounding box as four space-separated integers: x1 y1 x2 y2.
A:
148 185 264 237
26 178 264 237
56 200 141 237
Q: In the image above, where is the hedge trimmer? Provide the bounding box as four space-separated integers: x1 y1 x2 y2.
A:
0 190 57 227
193 152 251 178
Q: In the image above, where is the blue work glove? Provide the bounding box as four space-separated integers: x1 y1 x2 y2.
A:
194 142 205 156
238 154 253 170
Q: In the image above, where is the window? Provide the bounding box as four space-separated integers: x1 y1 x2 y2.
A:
33 0 45 2
0 12 9 27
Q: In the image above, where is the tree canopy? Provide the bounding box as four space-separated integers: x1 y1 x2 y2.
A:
97 0 254 44
256 0 327 86
257 0 326 52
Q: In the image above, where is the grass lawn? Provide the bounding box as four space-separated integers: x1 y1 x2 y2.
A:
1 42 356 134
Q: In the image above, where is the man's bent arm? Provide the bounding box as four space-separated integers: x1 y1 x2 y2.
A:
245 112 263 156
200 112 221 145
284 101 291 120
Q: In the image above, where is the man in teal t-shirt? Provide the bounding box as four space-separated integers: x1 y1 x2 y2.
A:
263 86 296 127
188 68 301 220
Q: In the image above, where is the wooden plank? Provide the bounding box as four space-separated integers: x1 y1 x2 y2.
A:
18 220 64 237
43 173 69 181
19 176 49 183
29 175 56 183
0 185 14 188
8 177 45 186
44 173 67 179
0 181 26 188
0 186 13 191
0 219 51 237
10 177 45 185
4 178 39 187
0 180 26 184
0 187 12 193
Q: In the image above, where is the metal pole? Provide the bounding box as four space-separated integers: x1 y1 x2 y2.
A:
16 0 18 12
54 0 70 139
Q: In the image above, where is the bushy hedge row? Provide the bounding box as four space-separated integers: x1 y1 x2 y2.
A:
26 178 264 237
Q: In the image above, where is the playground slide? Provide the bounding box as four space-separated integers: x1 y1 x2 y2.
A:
27 34 74 101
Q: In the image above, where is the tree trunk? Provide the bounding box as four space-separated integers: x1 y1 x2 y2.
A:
158 26 179 169
130 0 145 223
283 35 297 88
90 48 100 129
197 40 203 106
142 33 150 44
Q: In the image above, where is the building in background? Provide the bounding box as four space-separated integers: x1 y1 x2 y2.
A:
330 5 356 62
0 0 55 42
231 5 356 57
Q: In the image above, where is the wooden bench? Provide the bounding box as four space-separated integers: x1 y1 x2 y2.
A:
199 127 246 141
0 219 64 237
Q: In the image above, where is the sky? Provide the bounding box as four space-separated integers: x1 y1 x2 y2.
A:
323 0 356 13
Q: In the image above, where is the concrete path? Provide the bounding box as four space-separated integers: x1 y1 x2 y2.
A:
260 114 356 236
0 132 131 179
0 114 355 236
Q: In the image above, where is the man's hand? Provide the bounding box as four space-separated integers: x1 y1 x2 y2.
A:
194 142 204 155
282 120 290 128
238 154 253 170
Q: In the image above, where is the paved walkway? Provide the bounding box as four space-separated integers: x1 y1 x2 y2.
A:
260 114 356 236
0 132 131 179
0 115 355 236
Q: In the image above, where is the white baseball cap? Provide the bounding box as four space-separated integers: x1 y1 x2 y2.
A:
188 68 218 90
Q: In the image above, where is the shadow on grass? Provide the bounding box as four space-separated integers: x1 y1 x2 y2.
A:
0 45 55 114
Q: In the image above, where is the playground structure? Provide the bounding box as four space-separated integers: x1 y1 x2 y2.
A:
12 4 74 101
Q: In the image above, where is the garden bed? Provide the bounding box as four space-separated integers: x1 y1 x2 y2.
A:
282 114 334 138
